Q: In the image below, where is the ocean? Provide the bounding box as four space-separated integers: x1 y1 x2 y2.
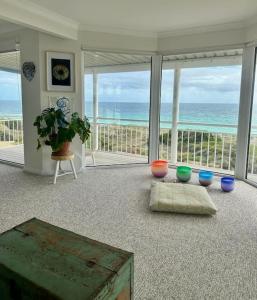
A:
0 100 22 118
85 102 242 134
1 100 255 134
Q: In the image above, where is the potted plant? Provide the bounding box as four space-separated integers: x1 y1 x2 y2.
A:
34 107 90 156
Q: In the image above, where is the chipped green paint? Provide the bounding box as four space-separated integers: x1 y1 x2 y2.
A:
0 218 134 300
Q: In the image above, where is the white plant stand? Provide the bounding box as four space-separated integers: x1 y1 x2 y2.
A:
51 152 77 184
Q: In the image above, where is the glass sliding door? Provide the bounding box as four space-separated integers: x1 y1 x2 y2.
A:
84 51 151 166
160 50 242 174
0 50 23 165
159 69 174 161
247 49 257 182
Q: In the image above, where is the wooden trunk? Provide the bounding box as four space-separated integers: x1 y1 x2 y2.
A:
0 218 134 300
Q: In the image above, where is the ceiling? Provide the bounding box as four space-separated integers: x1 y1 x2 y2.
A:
29 0 257 35
85 52 151 68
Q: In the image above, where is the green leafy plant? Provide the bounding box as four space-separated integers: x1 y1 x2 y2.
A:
33 107 90 152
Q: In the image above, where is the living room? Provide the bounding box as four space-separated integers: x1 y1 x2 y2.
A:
0 0 257 299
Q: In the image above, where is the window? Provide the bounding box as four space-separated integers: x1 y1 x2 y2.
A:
84 51 151 166
160 50 242 174
0 50 23 164
247 50 257 182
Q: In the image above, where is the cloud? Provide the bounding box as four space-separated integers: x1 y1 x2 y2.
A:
180 66 242 94
85 65 242 104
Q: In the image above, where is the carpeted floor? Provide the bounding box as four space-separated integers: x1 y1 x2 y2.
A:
1 163 257 299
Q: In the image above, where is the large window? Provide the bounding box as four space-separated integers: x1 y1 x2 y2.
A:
0 50 23 165
84 51 151 166
159 69 174 161
247 51 257 182
160 50 242 174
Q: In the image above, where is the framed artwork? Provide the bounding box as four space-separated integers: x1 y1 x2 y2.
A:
46 51 75 92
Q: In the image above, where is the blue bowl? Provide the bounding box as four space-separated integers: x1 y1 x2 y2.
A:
221 176 235 192
199 170 214 186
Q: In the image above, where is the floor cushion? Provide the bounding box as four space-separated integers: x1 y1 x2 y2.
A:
150 182 217 215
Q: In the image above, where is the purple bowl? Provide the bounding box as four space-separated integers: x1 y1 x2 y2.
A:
221 176 235 192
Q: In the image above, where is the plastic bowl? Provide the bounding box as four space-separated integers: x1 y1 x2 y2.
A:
176 166 192 182
221 176 235 192
151 160 168 178
199 170 214 186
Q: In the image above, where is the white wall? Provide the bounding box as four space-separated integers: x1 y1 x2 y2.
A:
158 27 247 54
38 33 84 174
20 29 43 174
79 30 157 53
246 23 257 44
78 26 250 55
19 29 84 175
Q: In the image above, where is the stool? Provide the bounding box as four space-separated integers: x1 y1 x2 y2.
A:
51 152 77 184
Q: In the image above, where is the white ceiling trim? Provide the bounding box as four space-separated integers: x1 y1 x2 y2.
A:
0 0 79 40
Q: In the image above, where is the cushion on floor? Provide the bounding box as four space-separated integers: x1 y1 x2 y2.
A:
150 182 217 215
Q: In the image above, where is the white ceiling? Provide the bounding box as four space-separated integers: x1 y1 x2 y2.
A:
29 0 257 35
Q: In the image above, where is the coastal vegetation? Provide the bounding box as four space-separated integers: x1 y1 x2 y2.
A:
0 119 256 174
85 124 257 173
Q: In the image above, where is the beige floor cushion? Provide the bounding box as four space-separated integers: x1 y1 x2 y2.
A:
150 182 217 215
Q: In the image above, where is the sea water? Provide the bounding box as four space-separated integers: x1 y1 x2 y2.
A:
85 102 242 134
2 100 257 135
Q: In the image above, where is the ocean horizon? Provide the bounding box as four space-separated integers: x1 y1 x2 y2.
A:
0 100 253 134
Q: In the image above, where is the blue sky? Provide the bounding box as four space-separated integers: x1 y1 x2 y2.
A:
0 71 21 101
85 65 242 104
0 65 242 104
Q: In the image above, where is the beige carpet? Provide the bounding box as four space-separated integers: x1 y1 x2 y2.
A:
1 163 257 299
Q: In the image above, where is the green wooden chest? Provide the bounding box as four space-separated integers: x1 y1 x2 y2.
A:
0 218 134 300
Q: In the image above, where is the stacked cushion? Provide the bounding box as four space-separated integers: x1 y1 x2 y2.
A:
150 182 217 215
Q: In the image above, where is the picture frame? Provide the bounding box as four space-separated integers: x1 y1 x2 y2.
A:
46 51 75 92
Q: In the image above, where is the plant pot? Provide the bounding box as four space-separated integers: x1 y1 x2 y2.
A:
52 142 70 156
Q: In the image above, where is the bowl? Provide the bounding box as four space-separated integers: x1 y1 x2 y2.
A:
176 166 192 182
199 170 214 186
151 160 168 178
221 176 235 192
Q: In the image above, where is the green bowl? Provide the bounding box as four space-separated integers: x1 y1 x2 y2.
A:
176 166 192 182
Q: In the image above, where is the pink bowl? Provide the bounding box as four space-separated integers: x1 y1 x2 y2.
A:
151 160 168 178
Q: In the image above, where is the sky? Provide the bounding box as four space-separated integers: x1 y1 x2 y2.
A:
0 71 21 101
0 65 242 104
85 65 243 104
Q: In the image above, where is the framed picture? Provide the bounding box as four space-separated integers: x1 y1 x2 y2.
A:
46 51 75 92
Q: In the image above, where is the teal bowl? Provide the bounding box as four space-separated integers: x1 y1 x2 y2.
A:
176 166 192 182
199 170 214 186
